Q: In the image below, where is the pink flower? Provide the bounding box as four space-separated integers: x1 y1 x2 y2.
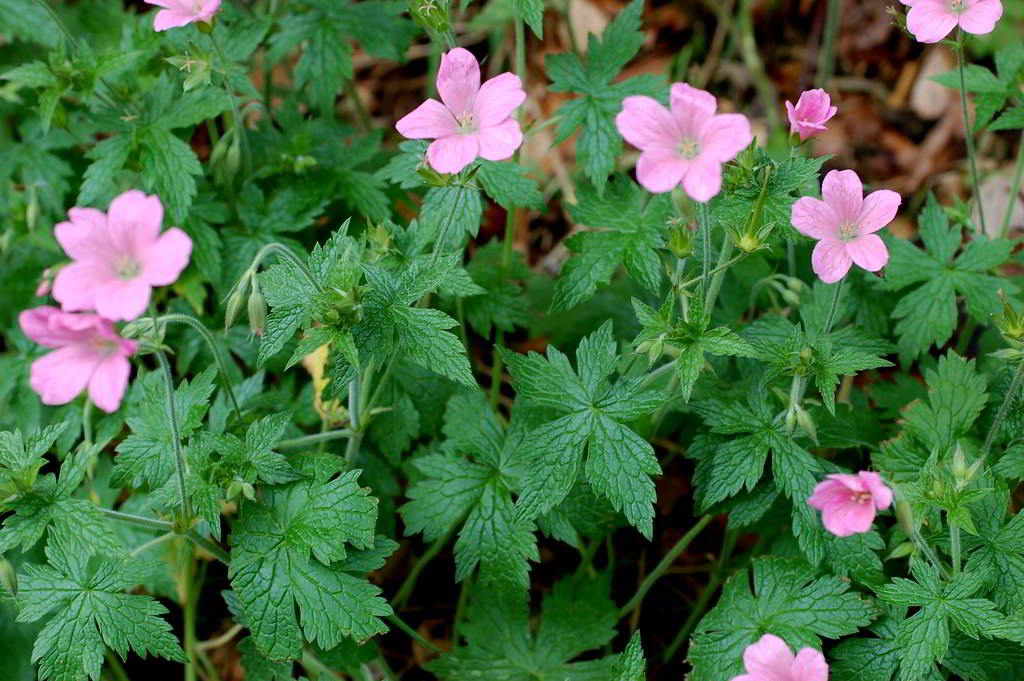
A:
395 47 525 175
19 307 137 413
615 83 753 202
898 0 1002 43
791 169 901 283
731 634 828 681
144 0 221 31
52 190 192 322
785 89 838 141
808 471 893 537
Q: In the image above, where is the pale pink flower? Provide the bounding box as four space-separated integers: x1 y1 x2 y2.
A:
144 0 221 31
52 190 192 322
19 306 137 413
615 83 753 202
808 471 893 537
396 47 525 174
731 634 828 681
785 89 838 141
898 0 1002 43
791 169 901 283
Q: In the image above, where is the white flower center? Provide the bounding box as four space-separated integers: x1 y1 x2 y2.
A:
456 112 476 134
852 490 872 504
115 255 141 279
948 0 966 13
678 138 700 160
838 220 858 242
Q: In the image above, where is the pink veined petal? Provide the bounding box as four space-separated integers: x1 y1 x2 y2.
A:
615 96 682 151
52 261 112 313
792 648 829 681
958 0 1003 35
698 113 753 162
792 197 840 240
143 0 180 8
436 47 480 117
196 0 221 21
669 83 717 137
682 158 723 203
811 238 853 283
742 634 795 681
826 472 870 493
153 8 197 30
30 344 100 406
808 479 853 511
54 208 112 261
142 227 193 286
857 189 902 234
426 134 480 174
635 150 688 194
858 471 894 509
821 170 864 223
93 278 153 322
473 73 526 128
905 0 959 42
476 119 523 162
106 190 164 256
900 0 917 5
821 496 877 536
846 234 889 272
88 353 133 413
395 99 460 139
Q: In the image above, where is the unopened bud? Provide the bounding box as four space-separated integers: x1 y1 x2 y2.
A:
225 138 241 178
952 444 968 487
120 317 165 342
0 558 16 598
25 185 39 231
894 497 915 537
992 293 1024 348
887 541 916 560
247 284 267 338
795 406 818 444
785 407 798 436
224 273 251 329
668 220 695 258
226 479 256 502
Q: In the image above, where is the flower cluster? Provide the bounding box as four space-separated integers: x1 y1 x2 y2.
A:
20 191 191 412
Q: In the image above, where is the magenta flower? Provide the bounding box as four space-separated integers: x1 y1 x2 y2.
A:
395 47 525 175
615 83 753 202
144 0 221 31
808 471 893 537
19 307 137 413
785 89 838 141
791 169 901 283
52 190 192 322
898 0 1002 43
731 634 828 681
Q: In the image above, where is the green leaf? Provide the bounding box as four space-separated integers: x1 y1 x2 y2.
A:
513 0 544 37
902 352 987 453
138 126 203 224
475 160 545 211
614 631 646 680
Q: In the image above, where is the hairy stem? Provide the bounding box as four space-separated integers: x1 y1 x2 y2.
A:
99 508 173 532
277 429 353 449
386 613 442 654
999 129 1024 239
156 351 192 523
981 358 1024 460
392 523 458 609
250 243 321 292
129 532 174 558
301 650 346 681
618 515 712 618
344 371 362 468
104 651 132 681
209 32 252 178
956 29 986 234
704 235 734 311
157 314 241 419
949 518 961 575
186 530 231 565
82 398 94 446
184 548 197 681
815 0 841 88
823 276 844 335
698 202 712 294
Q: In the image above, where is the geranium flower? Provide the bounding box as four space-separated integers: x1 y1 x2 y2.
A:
52 190 192 322
615 83 753 202
808 471 893 537
19 306 137 413
791 169 901 283
785 89 837 141
898 0 1002 43
396 47 526 174
731 634 829 681
144 0 222 32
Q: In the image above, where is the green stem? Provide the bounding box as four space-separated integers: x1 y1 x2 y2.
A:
452 571 473 644
345 79 372 129
999 129 1024 239
949 518 961 575
250 243 322 292
680 253 745 289
129 532 174 558
157 313 241 419
574 537 602 580
277 429 353 449
186 529 231 565
957 29 986 234
393 524 458 609
98 508 173 533
737 0 780 131
156 351 192 523
209 32 252 178
815 0 841 88
387 613 443 654
104 651 131 681
344 372 362 467
82 398 93 446
184 548 197 681
822 276 844 335
365 353 399 414
301 650 346 681
703 236 734 311
698 202 712 294
618 515 712 618
981 359 1024 460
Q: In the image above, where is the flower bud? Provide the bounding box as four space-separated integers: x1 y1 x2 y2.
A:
951 443 969 488
225 137 242 179
667 220 695 258
887 541 916 560
247 284 267 338
894 497 915 537
120 317 165 342
408 0 451 35
785 406 798 436
224 272 251 330
0 558 16 598
992 294 1024 348
795 406 818 444
25 185 39 231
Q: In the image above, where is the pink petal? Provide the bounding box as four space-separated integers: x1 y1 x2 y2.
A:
88 353 132 413
811 238 853 283
669 83 717 137
426 134 479 174
808 479 852 511
846 234 888 272
30 345 99 406
142 227 192 286
476 119 523 161
905 0 959 42
473 73 526 128
681 158 723 203
396 99 459 139
742 634 795 681
94 278 152 322
821 170 863 223
52 261 112 313
153 9 197 31
821 495 877 536
858 471 894 510
792 647 829 681
107 190 164 256
437 47 480 117
856 189 902 234
19 307 105 348
792 197 840 240
635 150 688 193
196 0 220 22
615 96 681 151
958 0 1003 35
54 208 111 261
698 113 753 162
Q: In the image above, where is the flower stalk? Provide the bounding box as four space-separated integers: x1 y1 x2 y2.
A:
956 28 986 235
